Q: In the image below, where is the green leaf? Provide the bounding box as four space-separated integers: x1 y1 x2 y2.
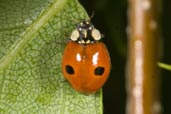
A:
0 0 103 114
158 62 171 71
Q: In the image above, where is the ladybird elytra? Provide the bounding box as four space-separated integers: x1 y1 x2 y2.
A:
61 20 111 94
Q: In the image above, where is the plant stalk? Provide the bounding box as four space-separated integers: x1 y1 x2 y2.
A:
126 0 162 114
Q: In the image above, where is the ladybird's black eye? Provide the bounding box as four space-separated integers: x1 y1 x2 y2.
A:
94 67 104 76
65 65 74 74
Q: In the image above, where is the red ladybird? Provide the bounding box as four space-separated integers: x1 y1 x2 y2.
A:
62 21 111 94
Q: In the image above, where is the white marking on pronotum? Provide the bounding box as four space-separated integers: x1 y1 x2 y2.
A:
86 40 90 44
82 30 87 38
71 30 79 41
91 29 101 41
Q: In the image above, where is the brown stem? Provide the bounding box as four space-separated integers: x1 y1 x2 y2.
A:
126 0 162 114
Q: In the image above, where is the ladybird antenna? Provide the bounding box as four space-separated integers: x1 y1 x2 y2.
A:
89 11 95 21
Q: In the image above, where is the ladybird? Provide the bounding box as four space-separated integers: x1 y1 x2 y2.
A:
62 20 111 94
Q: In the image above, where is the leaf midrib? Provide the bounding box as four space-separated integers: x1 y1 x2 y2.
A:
0 0 67 70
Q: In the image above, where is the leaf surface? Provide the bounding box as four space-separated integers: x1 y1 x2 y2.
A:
0 0 102 113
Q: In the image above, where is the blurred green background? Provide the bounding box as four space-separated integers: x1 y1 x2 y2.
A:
79 0 171 114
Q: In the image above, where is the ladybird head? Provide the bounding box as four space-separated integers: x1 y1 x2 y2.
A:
70 21 102 44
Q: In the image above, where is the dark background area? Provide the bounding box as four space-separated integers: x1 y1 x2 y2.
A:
79 0 171 114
